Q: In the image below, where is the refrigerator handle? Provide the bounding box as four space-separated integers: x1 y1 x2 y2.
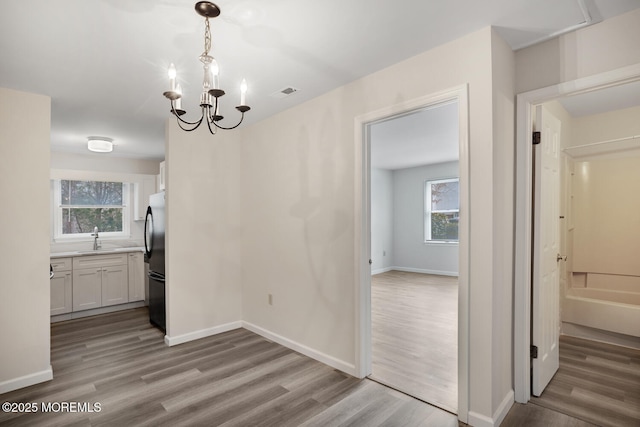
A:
148 271 166 283
144 206 153 258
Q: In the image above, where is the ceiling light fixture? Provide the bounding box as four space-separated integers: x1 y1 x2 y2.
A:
87 137 113 153
163 1 250 135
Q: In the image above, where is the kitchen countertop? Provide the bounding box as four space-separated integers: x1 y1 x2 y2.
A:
50 247 144 258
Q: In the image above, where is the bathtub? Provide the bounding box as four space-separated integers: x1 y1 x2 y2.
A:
562 289 640 338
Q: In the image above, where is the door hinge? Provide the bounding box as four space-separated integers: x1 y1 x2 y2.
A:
532 131 541 145
530 345 539 359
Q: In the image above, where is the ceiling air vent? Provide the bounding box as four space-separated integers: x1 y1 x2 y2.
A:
271 86 299 99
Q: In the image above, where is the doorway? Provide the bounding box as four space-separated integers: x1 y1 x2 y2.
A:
514 64 640 403
367 102 459 413
354 85 470 421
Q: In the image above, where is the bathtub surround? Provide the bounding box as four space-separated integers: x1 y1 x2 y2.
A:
563 154 640 342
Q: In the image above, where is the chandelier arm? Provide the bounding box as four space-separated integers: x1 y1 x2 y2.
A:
171 102 205 126
205 114 217 135
175 115 204 132
211 113 246 131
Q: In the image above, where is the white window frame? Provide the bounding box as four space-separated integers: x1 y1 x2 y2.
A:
424 177 459 243
52 179 131 242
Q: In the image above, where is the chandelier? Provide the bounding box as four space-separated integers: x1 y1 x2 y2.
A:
163 1 250 134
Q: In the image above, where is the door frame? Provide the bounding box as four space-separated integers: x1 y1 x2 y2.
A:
514 63 640 403
354 84 469 422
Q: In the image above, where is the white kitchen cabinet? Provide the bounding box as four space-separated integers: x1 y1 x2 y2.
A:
158 161 166 191
102 265 129 306
134 175 156 221
73 268 102 311
72 254 128 311
50 257 72 315
128 252 145 302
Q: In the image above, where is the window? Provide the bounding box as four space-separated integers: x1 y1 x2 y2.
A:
425 178 459 242
52 179 130 240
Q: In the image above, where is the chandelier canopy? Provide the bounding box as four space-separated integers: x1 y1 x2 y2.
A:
163 1 250 134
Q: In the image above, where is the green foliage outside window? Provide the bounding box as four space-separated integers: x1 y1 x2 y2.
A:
60 180 124 234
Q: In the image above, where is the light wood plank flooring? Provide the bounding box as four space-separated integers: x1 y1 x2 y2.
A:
370 270 458 413
0 308 458 427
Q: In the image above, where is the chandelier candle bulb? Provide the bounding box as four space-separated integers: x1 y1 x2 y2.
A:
240 79 247 106
212 59 219 89
168 63 177 91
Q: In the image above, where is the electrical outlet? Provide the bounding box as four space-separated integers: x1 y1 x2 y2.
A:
268 294 273 305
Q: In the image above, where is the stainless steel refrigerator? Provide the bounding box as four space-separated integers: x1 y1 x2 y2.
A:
145 191 166 332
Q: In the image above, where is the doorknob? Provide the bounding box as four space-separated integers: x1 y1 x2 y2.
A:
557 254 567 262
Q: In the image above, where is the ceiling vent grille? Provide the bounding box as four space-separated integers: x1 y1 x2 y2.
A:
271 86 299 99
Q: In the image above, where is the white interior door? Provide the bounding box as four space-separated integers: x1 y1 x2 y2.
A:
532 105 561 397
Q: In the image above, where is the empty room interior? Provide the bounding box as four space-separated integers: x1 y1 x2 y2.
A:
369 100 460 414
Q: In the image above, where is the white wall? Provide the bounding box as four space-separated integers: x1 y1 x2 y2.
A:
0 88 52 393
489 29 516 421
572 105 640 147
516 9 640 93
392 162 459 275
165 121 243 343
371 168 393 273
238 26 514 423
51 151 159 175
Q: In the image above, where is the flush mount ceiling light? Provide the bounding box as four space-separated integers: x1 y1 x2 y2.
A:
163 1 250 135
87 137 113 153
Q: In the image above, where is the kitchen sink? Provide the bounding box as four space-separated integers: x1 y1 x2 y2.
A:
75 248 137 254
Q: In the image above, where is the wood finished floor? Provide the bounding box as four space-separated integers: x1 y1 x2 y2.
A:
530 335 640 427
370 270 458 413
502 335 640 427
0 308 458 427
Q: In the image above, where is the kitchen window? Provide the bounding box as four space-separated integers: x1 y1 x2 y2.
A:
425 178 459 242
52 179 130 240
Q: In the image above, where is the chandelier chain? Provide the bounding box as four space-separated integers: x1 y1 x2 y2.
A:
203 18 211 56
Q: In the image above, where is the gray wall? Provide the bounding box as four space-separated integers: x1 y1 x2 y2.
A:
371 161 459 276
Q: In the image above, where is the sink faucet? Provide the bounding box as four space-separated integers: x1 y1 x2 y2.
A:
91 226 101 250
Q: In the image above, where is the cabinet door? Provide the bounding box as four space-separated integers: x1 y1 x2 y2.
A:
102 264 129 306
128 252 145 302
134 176 157 221
73 268 102 311
50 271 72 315
158 161 166 191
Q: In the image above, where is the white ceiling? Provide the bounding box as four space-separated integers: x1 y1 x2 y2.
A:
1 0 639 161
370 101 458 170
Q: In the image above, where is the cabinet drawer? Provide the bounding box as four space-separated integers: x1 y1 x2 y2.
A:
73 253 127 269
50 257 72 272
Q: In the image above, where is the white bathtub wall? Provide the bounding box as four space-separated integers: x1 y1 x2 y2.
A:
572 155 640 279
392 161 459 276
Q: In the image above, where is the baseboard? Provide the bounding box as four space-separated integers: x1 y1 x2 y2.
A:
468 389 513 427
164 320 243 347
242 321 356 376
51 300 146 323
371 267 393 275
392 266 459 277
0 366 53 394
